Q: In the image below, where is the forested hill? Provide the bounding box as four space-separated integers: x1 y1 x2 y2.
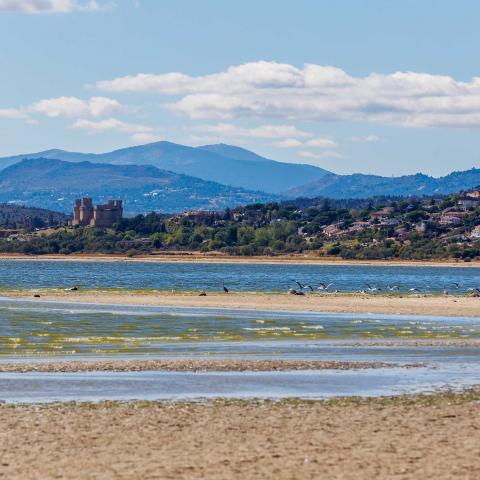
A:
0 204 68 229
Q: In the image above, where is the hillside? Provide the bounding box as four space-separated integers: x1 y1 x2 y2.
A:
0 142 330 194
0 158 278 214
0 204 68 229
285 169 480 199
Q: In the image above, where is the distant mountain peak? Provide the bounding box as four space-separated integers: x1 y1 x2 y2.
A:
0 141 330 194
196 143 270 163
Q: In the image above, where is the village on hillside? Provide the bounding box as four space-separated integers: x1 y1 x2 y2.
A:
0 188 479 260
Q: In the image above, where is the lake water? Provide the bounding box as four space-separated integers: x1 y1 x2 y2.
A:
0 297 478 402
0 259 479 294
0 298 479 356
0 259 478 402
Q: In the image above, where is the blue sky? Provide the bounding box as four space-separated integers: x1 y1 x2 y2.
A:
1 0 480 176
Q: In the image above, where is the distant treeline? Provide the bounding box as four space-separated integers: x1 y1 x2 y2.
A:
1 192 479 261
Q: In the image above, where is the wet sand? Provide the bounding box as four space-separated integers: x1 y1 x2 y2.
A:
0 391 478 480
4 289 480 317
0 359 399 373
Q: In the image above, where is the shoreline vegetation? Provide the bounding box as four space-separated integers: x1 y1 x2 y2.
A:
2 289 480 317
0 390 478 479
2 193 480 262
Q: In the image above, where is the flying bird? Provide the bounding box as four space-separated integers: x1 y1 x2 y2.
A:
292 280 313 291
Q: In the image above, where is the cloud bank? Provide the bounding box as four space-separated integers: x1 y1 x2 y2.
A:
96 61 480 128
0 0 112 14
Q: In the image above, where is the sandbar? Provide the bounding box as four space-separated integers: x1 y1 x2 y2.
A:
3 289 480 317
0 359 400 373
0 252 478 267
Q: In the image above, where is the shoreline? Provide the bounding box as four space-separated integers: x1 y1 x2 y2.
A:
3 290 480 317
1 390 478 479
0 252 478 267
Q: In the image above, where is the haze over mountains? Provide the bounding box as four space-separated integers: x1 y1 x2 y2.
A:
0 141 479 214
0 158 277 214
0 142 329 194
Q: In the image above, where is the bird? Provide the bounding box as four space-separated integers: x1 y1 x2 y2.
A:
443 289 449 296
408 287 421 293
452 282 460 289
292 280 313 291
64 286 78 291
366 284 382 292
467 287 480 294
199 291 207 296
317 282 333 291
222 282 229 293
387 285 400 291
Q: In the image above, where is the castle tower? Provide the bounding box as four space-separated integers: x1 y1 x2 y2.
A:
72 198 123 228
73 199 81 226
79 198 94 225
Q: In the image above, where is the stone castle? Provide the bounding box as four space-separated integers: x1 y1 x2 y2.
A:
72 198 123 228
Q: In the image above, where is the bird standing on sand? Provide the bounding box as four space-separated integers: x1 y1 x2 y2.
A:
222 282 229 293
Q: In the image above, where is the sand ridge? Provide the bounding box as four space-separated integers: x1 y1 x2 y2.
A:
0 359 403 373
3 289 480 317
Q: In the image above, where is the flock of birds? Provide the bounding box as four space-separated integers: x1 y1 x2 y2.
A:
57 280 479 297
288 280 480 296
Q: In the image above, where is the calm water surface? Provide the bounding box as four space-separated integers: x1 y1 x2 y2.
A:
0 298 479 356
0 260 478 293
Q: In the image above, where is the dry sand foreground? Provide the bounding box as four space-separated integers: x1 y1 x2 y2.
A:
0 392 478 480
4 289 480 317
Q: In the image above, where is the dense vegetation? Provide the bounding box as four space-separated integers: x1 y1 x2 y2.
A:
1 192 479 261
0 204 68 229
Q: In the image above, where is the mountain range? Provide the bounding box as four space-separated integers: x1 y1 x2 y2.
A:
0 141 479 214
286 169 480 198
0 142 329 194
0 158 277 214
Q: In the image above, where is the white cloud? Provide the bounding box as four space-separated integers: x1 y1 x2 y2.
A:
273 138 303 149
305 137 337 148
96 61 480 128
0 0 113 13
299 150 346 160
192 123 311 139
131 132 163 143
30 96 121 118
72 117 152 135
351 135 382 142
0 108 27 119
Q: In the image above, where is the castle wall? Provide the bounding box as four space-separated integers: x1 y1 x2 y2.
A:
73 198 123 228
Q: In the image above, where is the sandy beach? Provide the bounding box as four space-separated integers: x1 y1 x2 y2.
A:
3 289 479 317
0 391 478 480
0 252 479 267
